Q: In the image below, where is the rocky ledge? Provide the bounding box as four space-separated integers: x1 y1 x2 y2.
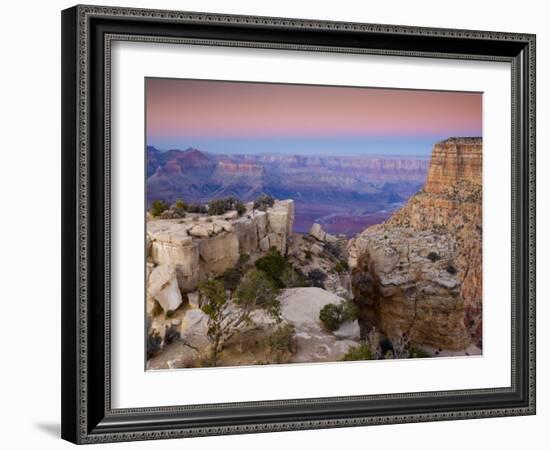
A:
147 199 294 312
351 226 470 351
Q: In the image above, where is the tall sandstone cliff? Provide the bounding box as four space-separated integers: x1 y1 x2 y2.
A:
349 138 482 350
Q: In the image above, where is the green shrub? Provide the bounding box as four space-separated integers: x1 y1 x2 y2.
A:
253 193 275 211
446 264 457 275
307 268 327 288
408 344 431 358
341 344 374 361
341 299 359 322
427 251 441 262
280 266 307 288
150 199 169 217
175 199 187 210
265 324 295 363
147 331 163 358
237 254 250 269
207 197 246 216
235 201 246 216
319 303 342 331
187 203 207 214
319 299 358 331
334 260 349 273
255 248 288 287
222 267 242 292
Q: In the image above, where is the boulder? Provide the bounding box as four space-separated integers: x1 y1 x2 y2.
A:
279 287 360 363
148 264 183 313
309 223 327 242
189 224 212 238
150 233 200 293
310 243 324 256
179 308 211 350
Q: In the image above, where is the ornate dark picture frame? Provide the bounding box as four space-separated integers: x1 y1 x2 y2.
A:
61 4 536 444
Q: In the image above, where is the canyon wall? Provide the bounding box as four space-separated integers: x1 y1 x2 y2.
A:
349 137 483 349
424 137 482 194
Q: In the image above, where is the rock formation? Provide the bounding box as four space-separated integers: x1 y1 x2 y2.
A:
350 227 470 350
147 199 294 297
287 223 351 299
423 137 482 194
349 137 482 350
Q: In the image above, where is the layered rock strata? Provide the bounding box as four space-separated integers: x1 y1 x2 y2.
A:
349 137 482 349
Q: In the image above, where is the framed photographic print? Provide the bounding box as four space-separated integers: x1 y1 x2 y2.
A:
61 5 536 444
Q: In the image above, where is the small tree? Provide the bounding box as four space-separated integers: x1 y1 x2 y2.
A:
254 248 288 288
341 343 373 361
234 200 246 216
319 303 342 331
389 333 410 359
222 267 242 292
235 269 281 319
199 271 280 366
150 199 169 217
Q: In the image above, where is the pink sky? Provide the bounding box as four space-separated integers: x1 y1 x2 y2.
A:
146 78 482 139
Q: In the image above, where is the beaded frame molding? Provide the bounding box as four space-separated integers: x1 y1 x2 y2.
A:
61 4 536 444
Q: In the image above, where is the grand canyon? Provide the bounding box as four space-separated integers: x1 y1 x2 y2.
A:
147 147 429 237
145 137 483 369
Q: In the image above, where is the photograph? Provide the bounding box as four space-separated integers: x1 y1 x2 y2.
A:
55 2 537 445
144 78 483 369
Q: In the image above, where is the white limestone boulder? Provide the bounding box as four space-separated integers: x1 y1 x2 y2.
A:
148 264 183 313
